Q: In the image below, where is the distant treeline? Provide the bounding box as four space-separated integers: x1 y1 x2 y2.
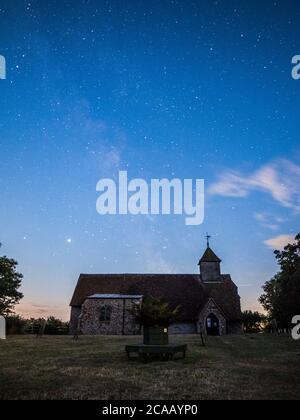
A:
242 311 267 333
5 315 69 335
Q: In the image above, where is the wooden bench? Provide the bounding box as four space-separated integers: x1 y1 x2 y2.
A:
125 344 187 363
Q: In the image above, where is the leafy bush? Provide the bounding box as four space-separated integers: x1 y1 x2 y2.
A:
242 311 266 333
6 315 27 334
6 316 69 335
129 296 180 327
44 317 69 335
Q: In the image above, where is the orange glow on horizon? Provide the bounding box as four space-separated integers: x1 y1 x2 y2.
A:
15 300 70 321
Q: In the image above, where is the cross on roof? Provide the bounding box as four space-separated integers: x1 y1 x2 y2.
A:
206 233 211 248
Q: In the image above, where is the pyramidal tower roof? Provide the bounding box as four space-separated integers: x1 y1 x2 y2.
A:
198 247 222 265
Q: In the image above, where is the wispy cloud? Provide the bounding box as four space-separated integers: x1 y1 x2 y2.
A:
264 234 296 250
17 300 69 320
209 159 300 212
254 213 284 231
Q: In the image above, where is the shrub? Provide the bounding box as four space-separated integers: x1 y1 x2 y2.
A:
242 310 266 333
6 315 27 334
129 296 180 327
7 316 69 335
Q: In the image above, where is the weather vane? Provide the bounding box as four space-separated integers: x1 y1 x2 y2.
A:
206 233 211 248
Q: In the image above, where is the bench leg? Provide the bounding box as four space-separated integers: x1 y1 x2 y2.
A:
142 353 149 364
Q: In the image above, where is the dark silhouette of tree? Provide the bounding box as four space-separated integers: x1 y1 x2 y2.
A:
242 310 266 333
259 233 300 329
44 317 69 335
129 296 180 327
0 243 24 316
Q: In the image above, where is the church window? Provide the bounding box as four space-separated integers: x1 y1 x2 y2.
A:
99 305 112 322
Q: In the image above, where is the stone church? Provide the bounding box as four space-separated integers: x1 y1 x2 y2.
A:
70 243 243 336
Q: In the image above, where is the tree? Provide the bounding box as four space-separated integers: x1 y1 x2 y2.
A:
0 244 24 316
9 317 70 336
242 310 266 333
44 317 69 335
6 315 27 334
259 233 300 329
129 296 180 327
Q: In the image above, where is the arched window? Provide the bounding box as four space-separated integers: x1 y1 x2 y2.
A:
99 305 112 323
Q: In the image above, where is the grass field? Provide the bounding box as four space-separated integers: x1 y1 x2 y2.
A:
0 334 299 400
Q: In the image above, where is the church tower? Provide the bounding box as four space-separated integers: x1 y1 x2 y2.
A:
198 235 222 282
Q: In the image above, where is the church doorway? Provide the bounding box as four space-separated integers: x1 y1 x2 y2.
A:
206 314 220 336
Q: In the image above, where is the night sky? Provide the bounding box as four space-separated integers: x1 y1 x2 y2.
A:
0 0 299 319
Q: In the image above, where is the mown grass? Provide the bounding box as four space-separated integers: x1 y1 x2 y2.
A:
0 334 299 400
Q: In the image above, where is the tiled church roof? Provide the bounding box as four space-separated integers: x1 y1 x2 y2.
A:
199 247 222 263
70 273 242 322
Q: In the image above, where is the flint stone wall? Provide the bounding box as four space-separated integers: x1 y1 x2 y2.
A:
80 298 141 335
198 298 227 336
69 306 81 335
